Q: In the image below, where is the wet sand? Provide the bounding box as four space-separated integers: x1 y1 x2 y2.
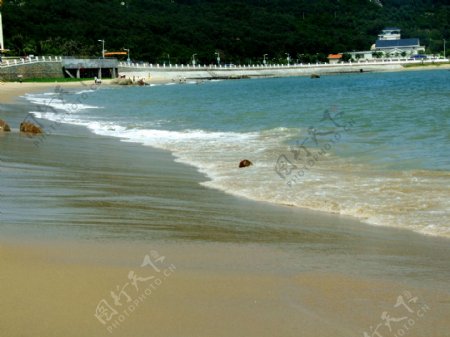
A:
1 237 449 337
1 87 450 337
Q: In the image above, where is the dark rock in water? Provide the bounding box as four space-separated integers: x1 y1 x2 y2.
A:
310 74 320 79
0 119 11 132
239 159 253 168
20 122 43 134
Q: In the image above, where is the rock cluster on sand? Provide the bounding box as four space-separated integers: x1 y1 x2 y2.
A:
0 119 11 132
20 122 43 134
0 119 43 134
112 78 147 86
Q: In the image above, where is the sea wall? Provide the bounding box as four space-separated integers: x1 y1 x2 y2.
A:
118 63 405 82
0 61 63 81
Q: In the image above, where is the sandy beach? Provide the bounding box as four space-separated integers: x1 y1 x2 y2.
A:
0 80 107 103
1 79 450 337
1 238 449 337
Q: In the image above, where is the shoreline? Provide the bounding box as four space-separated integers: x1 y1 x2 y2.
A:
1 71 449 242
0 62 447 100
1 72 449 241
0 79 113 103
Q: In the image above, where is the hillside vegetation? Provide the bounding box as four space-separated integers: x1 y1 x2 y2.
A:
2 0 449 64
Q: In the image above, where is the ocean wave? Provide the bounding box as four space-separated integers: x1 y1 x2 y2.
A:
24 93 101 113
84 120 450 239
75 89 97 95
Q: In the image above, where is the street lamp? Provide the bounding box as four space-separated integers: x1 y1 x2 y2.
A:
192 53 197 66
444 39 446 59
98 39 105 58
123 48 130 63
286 53 290 66
263 54 268 66
215 52 220 66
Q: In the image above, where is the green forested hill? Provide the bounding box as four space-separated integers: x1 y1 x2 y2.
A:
1 0 449 64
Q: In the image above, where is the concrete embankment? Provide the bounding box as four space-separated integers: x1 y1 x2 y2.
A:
0 61 63 81
2 58 447 83
118 63 404 82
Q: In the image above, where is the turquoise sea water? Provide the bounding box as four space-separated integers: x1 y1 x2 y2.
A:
26 70 450 237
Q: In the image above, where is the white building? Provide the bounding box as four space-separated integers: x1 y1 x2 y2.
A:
371 27 424 57
348 27 425 60
377 27 401 40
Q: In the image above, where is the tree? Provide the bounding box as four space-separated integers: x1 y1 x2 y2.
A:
2 0 449 61
342 53 353 62
372 51 383 58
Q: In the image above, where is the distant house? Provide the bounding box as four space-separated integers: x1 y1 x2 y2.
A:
347 27 425 60
327 54 343 64
371 28 424 57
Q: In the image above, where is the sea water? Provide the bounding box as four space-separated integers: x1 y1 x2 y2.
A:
26 70 450 238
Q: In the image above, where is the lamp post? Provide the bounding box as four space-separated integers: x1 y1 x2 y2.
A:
123 48 130 63
98 39 105 58
97 39 105 81
192 53 197 67
215 52 220 66
263 54 268 66
444 39 446 59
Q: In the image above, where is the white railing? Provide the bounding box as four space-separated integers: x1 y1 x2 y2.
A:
1 55 447 70
0 56 63 68
118 58 448 71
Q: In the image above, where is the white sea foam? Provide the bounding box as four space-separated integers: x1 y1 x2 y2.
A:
74 89 97 95
25 94 101 113
83 121 450 238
